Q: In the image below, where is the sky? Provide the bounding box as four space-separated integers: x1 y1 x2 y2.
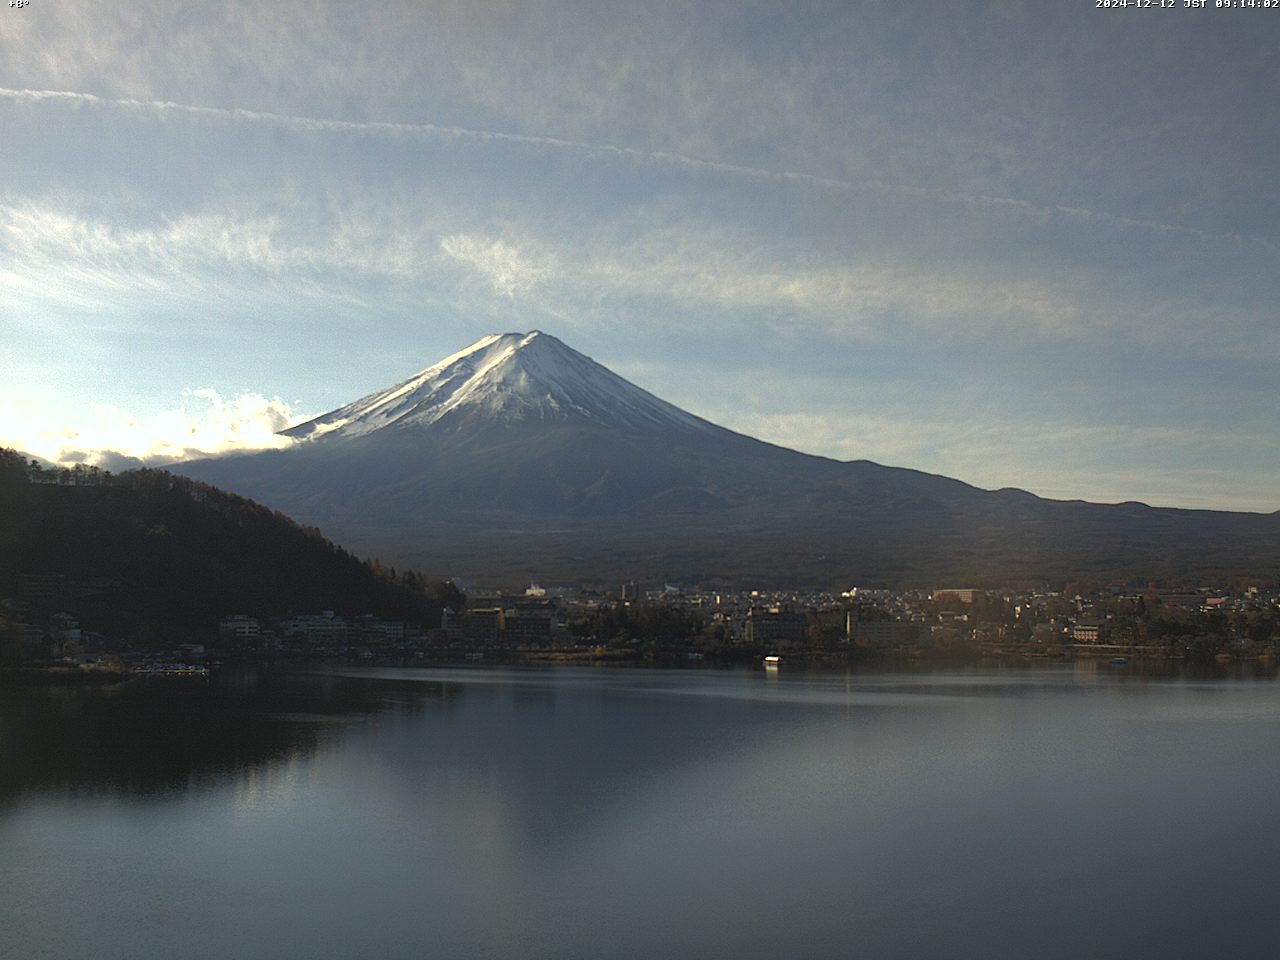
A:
2 0 1278 511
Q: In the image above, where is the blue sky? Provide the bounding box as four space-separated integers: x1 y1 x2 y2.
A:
2 0 1277 510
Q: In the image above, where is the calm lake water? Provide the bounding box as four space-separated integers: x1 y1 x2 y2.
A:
4 663 1280 959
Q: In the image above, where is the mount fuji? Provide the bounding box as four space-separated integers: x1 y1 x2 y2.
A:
284 330 717 442
177 331 1279 587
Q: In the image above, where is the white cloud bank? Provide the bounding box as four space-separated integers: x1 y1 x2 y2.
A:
0 389 308 469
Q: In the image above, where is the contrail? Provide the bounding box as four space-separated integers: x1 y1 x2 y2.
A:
2 85 1270 251
0 86 848 192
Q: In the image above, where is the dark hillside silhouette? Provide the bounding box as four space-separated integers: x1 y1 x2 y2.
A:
0 449 459 642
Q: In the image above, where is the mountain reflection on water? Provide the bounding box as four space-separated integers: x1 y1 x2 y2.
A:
5 661 1273 811
4 663 1280 960
0 669 456 809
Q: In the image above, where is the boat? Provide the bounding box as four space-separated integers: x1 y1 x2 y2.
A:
763 655 783 668
1111 657 1128 665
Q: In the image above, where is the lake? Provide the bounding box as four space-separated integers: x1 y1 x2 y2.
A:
3 662 1280 959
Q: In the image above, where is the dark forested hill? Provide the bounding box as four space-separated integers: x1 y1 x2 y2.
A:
0 449 458 642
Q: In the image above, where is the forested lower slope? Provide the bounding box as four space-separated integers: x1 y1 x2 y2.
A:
0 449 458 641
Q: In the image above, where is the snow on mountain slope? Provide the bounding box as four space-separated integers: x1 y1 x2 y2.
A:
285 331 719 441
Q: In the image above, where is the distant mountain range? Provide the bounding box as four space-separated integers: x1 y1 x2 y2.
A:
176 331 1280 588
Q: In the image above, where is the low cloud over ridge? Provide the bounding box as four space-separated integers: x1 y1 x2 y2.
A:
0 389 308 470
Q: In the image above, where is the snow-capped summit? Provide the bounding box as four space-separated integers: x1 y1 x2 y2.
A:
285 330 716 441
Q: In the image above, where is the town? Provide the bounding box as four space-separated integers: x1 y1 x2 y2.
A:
6 575 1280 675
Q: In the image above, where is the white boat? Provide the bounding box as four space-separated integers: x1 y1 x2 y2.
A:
763 655 783 667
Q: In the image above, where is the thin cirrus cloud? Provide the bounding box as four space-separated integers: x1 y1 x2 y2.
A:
2 193 1086 347
0 198 426 311
4 186 1272 398
5 83 1271 348
1 85 1251 252
440 233 553 298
